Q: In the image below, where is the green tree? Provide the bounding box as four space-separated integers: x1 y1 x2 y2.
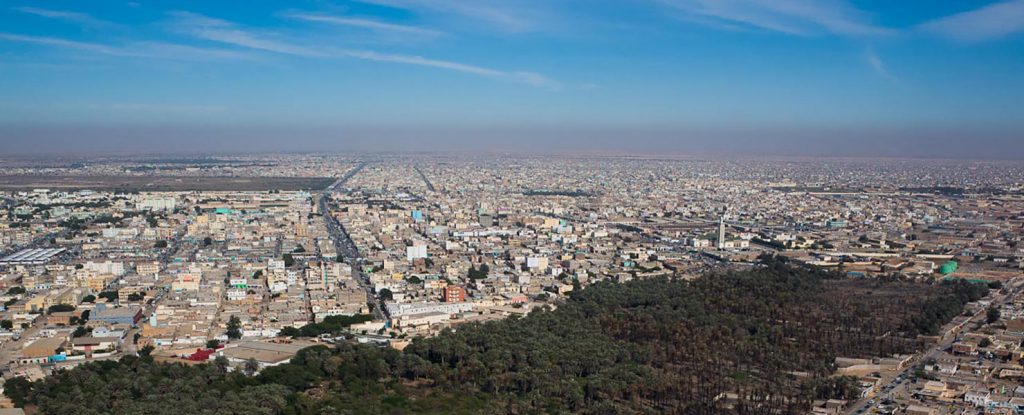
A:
139 344 155 357
987 306 1001 324
47 304 75 313
278 326 301 338
244 358 261 376
2 376 32 407
214 355 230 373
226 315 243 339
154 240 168 248
0 320 12 330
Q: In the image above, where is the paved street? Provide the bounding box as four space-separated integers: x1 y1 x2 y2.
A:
317 162 386 321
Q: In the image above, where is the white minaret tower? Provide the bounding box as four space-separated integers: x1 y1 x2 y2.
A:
717 216 726 250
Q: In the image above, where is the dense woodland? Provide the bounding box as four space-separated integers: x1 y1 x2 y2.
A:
5 258 988 414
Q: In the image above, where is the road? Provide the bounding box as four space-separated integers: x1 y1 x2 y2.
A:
321 198 384 321
845 278 1021 414
326 162 366 192
413 166 435 192
317 163 386 321
124 289 167 355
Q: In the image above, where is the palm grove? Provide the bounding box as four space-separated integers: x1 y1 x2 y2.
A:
5 257 989 414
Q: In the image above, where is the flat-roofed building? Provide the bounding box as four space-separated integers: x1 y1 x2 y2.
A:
19 337 67 364
217 340 318 369
0 248 66 265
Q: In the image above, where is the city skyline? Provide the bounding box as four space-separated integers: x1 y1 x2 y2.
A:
2 0 1024 158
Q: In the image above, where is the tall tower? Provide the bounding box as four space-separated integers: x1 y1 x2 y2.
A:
321 261 333 292
717 216 726 250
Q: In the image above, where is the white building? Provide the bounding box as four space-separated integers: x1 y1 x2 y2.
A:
137 196 177 211
385 302 474 317
407 244 428 261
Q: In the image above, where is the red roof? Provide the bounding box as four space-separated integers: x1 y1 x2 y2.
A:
186 348 215 361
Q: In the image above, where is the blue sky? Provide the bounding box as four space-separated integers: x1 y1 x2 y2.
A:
1 0 1023 157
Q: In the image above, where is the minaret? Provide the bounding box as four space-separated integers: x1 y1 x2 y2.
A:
717 216 726 250
320 261 331 291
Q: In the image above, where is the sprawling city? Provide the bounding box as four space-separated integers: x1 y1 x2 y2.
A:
0 155 1019 414
2 0 1024 414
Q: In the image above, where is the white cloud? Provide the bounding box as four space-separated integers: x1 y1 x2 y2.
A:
12 6 118 28
169 12 325 57
919 0 1024 42
0 33 123 55
285 12 443 37
170 12 556 87
339 49 553 86
356 0 540 32
656 0 891 37
0 33 255 61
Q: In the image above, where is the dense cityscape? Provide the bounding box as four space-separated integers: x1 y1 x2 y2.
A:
0 155 1019 413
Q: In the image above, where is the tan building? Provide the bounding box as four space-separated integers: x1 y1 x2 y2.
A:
19 337 67 364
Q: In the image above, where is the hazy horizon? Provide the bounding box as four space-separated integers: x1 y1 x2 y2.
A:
0 122 1022 160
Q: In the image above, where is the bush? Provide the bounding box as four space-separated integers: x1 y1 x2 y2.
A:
47 304 75 313
987 307 1001 324
98 291 119 302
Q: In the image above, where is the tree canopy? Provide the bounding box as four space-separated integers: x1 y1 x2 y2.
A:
6 260 987 414
226 315 243 340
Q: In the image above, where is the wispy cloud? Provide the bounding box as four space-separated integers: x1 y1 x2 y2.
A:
0 33 255 61
170 12 556 87
285 12 443 37
356 0 540 32
656 0 891 37
12 6 118 28
0 33 123 55
864 48 897 82
169 12 326 57
340 50 552 86
918 0 1024 42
